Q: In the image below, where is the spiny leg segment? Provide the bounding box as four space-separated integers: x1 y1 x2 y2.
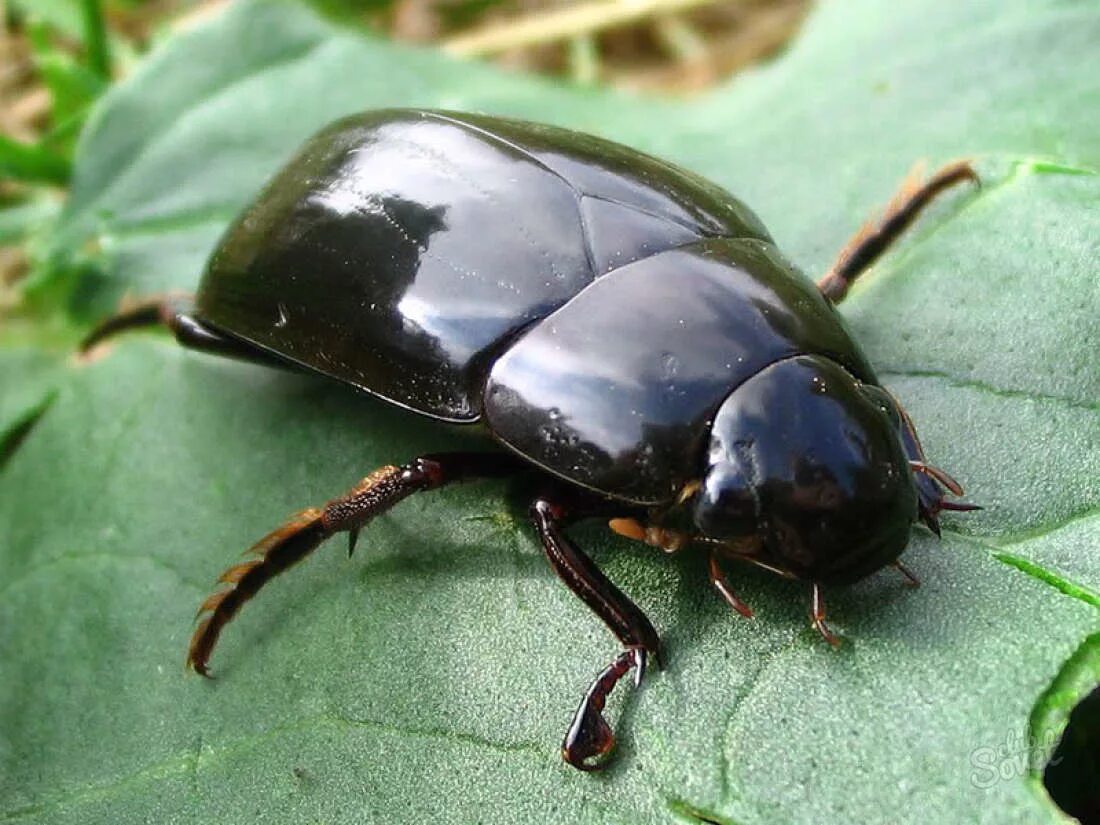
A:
818 160 979 304
188 452 521 676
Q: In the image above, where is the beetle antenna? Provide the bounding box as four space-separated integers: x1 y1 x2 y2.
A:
676 480 702 505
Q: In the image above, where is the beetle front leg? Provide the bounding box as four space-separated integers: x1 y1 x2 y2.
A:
188 451 521 675
709 551 755 618
560 646 648 772
883 388 980 535
531 496 661 770
810 582 842 648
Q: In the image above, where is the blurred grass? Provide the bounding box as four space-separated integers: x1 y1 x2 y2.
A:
0 0 807 308
1 0 810 164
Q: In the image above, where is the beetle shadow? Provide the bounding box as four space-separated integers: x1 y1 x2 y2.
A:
252 367 492 452
656 537 943 670
587 542 939 778
352 511 544 582
207 480 544 672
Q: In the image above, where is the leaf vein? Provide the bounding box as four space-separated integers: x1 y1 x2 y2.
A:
879 368 1100 414
0 711 544 822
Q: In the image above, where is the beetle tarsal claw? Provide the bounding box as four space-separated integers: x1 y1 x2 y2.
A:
562 647 647 770
347 528 361 558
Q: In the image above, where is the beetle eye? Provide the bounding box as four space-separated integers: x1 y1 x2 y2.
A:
694 461 758 539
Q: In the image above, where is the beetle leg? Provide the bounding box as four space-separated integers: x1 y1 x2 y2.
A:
883 389 981 533
560 646 647 772
531 496 661 770
810 582 842 648
80 295 288 368
188 451 522 676
708 551 755 618
892 560 921 587
818 160 979 303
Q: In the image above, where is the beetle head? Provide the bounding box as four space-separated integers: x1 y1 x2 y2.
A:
693 354 917 584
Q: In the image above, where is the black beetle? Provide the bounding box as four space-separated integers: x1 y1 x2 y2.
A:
83 108 979 771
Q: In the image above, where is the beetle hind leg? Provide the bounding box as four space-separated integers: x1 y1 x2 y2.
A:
818 160 979 303
80 294 285 367
188 452 521 676
189 508 328 676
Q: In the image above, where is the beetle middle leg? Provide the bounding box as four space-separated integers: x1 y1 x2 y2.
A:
817 160 979 303
531 495 661 770
188 451 522 676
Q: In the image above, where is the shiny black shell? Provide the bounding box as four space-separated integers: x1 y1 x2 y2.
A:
195 109 878 506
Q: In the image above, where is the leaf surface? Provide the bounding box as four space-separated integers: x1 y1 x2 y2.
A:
2 1 1098 822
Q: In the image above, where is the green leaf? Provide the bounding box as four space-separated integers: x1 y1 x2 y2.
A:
3 0 1098 822
28 19 109 133
76 0 111 80
0 195 61 247
0 135 72 185
6 0 84 37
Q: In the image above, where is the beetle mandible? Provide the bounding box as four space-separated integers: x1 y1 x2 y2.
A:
83 109 979 771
